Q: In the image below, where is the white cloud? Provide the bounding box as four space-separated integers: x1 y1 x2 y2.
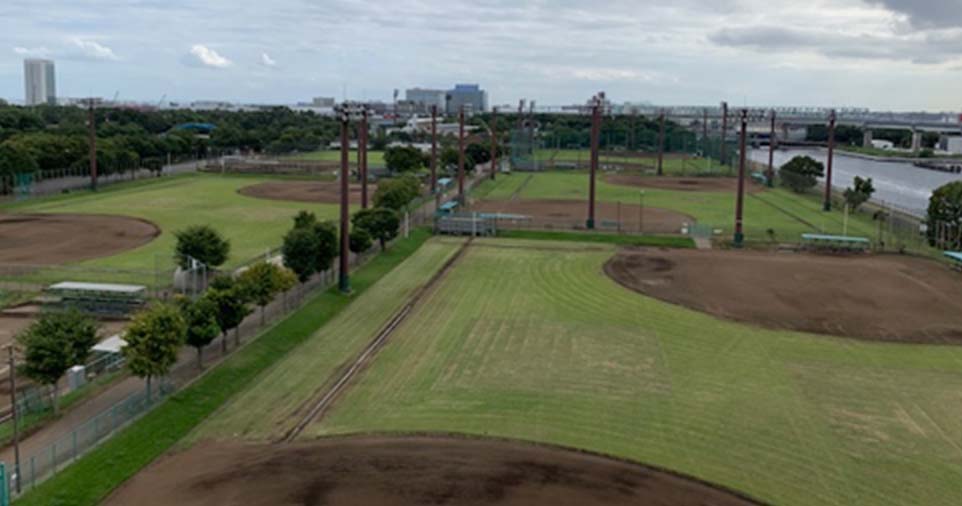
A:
69 37 119 60
188 44 231 68
13 46 50 57
260 52 276 67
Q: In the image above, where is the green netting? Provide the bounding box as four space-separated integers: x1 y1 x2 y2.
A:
14 172 33 200
509 128 542 171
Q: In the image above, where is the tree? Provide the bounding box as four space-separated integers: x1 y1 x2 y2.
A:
282 226 321 282
383 145 425 173
778 155 824 193
843 176 875 212
177 297 221 369
353 208 400 251
203 277 251 350
349 227 373 254
15 310 99 414
237 262 296 325
373 175 421 211
123 303 187 401
174 225 230 270
466 143 490 167
310 221 338 273
0 142 38 179
927 181 962 248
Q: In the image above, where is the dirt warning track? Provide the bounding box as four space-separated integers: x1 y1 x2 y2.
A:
103 436 763 506
606 248 962 344
0 213 159 265
239 181 375 204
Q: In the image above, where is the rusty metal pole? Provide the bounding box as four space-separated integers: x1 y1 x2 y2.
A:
823 109 836 211
767 109 776 188
657 111 665 176
430 105 438 194
88 100 98 191
458 106 466 204
338 109 351 293
8 346 20 494
490 107 498 180
360 109 368 209
734 109 748 248
720 101 729 170
587 99 600 229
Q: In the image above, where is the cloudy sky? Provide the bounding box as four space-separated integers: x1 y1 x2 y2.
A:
1 0 961 110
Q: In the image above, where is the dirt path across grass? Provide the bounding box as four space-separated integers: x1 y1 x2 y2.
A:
103 435 763 506
605 174 765 193
473 199 691 234
606 248 962 343
0 213 158 265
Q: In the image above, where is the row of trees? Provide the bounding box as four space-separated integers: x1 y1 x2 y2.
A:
778 155 875 211
383 144 495 174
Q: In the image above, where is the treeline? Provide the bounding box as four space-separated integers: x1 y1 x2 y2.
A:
0 105 340 181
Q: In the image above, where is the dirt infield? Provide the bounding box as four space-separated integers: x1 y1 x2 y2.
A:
606 248 962 343
605 174 765 193
0 213 159 265
104 436 760 506
239 181 374 204
473 199 691 234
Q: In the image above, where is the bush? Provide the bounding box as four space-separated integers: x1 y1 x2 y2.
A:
349 228 373 254
373 174 421 210
926 181 962 247
843 176 875 211
174 225 230 269
352 208 400 250
778 155 824 193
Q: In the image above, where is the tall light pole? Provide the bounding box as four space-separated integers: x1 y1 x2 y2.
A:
734 109 748 248
767 109 776 188
823 109 837 212
338 105 351 293
587 93 602 229
657 111 666 176
430 105 438 194
489 107 498 180
720 101 729 170
457 106 465 204
84 98 100 191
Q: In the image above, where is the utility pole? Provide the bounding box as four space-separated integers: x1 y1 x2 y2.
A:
490 107 498 180
430 105 438 194
359 108 369 209
734 109 748 248
767 110 776 188
720 101 729 169
338 105 351 293
7 346 20 494
657 111 666 176
824 109 836 212
85 98 99 191
587 94 602 229
457 106 465 204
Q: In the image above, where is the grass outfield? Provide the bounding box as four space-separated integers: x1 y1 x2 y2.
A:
1 174 339 275
533 149 727 174
309 238 962 506
473 171 879 243
192 236 465 441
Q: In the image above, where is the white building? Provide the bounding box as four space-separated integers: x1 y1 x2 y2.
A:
24 59 56 106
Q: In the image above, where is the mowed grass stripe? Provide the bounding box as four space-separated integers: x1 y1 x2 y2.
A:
309 237 962 506
193 237 466 441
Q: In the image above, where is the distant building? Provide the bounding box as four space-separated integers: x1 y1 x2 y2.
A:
312 97 336 107
24 59 56 106
405 88 446 114
939 136 962 154
446 84 487 114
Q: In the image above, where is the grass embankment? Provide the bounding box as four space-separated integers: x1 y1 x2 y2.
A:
14 229 433 506
312 238 962 506
2 173 339 280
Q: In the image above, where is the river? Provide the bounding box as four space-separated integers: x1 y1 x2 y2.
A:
748 147 962 217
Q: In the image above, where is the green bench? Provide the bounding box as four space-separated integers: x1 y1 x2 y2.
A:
944 251 962 270
801 233 870 253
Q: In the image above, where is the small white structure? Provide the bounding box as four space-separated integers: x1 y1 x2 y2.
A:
871 139 895 150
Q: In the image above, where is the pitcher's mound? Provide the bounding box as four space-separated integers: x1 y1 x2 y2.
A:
606 248 962 343
0 213 158 265
104 436 760 506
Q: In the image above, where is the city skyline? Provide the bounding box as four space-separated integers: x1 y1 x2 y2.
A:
2 1 962 111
